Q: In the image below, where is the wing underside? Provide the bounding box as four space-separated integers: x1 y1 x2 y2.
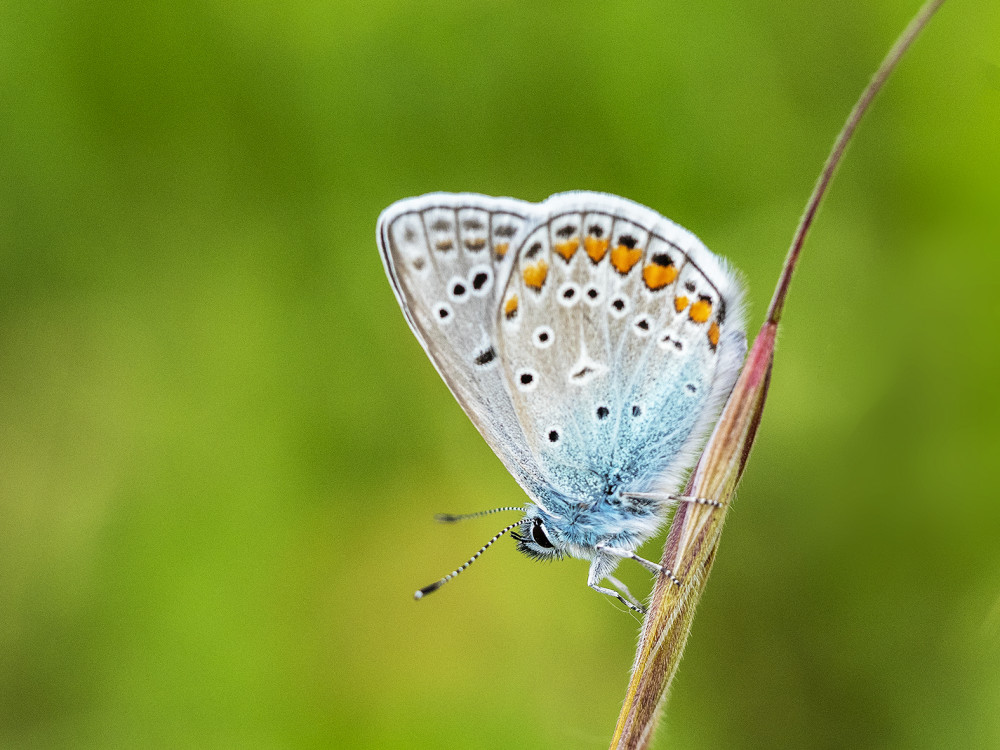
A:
495 193 746 502
378 191 746 511
377 194 553 502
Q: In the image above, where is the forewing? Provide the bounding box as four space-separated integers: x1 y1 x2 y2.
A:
495 192 747 501
377 193 551 500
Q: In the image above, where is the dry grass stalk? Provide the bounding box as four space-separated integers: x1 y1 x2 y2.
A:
610 2 946 747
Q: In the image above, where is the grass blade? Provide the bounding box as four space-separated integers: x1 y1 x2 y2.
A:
610 2 946 747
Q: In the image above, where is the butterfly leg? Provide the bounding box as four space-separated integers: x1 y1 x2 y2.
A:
587 557 647 614
670 495 725 509
589 581 647 614
606 575 644 611
594 543 682 588
622 491 725 510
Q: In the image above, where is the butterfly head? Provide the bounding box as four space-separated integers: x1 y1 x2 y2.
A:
414 505 571 601
510 508 565 561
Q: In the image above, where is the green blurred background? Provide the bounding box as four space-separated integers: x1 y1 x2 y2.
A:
2 1 998 747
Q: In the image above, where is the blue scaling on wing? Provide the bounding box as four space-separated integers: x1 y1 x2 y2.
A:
496 193 745 531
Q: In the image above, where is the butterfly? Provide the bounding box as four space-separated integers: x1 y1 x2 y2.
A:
377 191 746 613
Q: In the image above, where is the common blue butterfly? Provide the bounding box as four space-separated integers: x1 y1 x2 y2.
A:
378 192 745 612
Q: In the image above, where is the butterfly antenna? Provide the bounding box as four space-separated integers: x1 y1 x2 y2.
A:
434 506 523 523
414 521 521 600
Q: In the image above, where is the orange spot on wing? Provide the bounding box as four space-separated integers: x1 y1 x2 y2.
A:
642 263 678 290
610 245 643 274
494 242 509 258
584 237 609 263
674 296 689 312
504 295 519 319
522 260 549 290
708 321 720 349
553 238 579 262
689 299 713 323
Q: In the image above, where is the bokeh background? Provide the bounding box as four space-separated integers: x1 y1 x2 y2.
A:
2 1 998 748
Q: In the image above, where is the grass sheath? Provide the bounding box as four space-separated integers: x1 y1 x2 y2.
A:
609 2 946 747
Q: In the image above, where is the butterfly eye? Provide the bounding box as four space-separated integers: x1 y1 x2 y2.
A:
531 520 554 549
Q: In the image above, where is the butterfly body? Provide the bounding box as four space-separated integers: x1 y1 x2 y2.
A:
378 191 746 609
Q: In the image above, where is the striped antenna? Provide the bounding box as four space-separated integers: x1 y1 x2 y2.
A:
414 521 521 600
434 506 522 523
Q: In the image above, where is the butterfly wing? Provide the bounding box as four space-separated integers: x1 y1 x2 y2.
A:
495 192 747 504
377 193 553 501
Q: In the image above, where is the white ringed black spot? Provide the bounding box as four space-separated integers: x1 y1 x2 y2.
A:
631 404 642 417
474 346 497 367
433 302 454 324
547 429 560 443
633 315 652 336
596 406 609 420
447 276 469 303
584 286 602 306
609 296 629 318
515 368 538 392
469 265 493 296
532 325 554 349
557 282 581 307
